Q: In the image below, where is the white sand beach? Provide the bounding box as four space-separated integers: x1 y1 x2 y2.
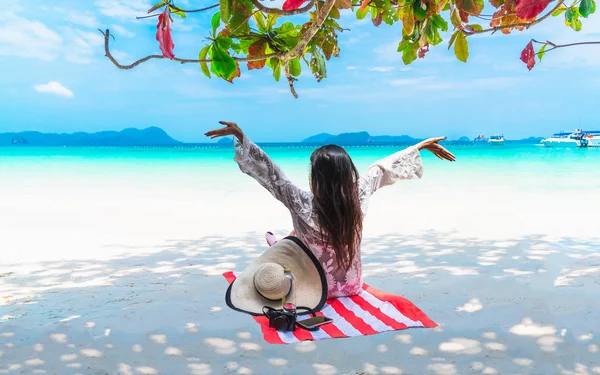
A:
1 152 600 375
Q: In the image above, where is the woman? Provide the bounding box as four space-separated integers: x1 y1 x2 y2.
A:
206 121 455 298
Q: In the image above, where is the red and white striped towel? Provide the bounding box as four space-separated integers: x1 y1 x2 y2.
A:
223 271 438 344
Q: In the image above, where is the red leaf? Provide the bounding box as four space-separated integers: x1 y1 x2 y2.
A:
514 0 552 20
226 62 241 83
520 41 536 70
418 44 429 58
247 40 267 70
459 9 470 22
156 8 175 59
282 0 308 10
372 12 383 26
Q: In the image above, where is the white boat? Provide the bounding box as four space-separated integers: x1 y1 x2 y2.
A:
541 129 590 148
584 131 600 147
488 134 504 145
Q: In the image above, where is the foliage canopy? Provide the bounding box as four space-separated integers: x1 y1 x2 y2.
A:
100 0 598 97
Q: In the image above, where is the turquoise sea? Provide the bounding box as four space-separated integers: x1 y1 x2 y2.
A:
2 142 600 192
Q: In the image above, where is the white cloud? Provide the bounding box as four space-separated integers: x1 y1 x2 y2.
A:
0 11 62 61
369 66 395 72
390 75 523 90
60 27 105 64
111 50 130 61
110 24 136 38
34 82 74 98
66 11 99 28
346 66 358 70
96 0 152 19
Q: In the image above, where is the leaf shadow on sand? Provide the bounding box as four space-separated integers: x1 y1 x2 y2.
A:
1 231 599 375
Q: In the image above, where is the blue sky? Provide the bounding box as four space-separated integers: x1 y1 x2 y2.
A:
0 0 599 142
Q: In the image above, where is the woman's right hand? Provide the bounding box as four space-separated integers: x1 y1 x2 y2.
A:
416 137 456 162
204 121 244 142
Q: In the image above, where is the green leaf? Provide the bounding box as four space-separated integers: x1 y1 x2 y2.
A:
356 6 369 19
148 1 168 14
229 0 252 34
431 14 449 32
210 41 237 80
169 6 187 18
580 0 593 17
220 0 231 22
199 45 211 78
465 23 483 31
448 30 459 50
537 44 547 61
266 14 279 30
423 20 442 46
311 49 327 80
565 7 578 23
254 12 267 32
211 12 221 35
289 58 301 77
402 6 415 35
450 8 462 27
397 39 410 52
572 18 583 31
330 6 341 19
552 6 567 16
401 41 418 64
454 32 469 62
270 58 281 81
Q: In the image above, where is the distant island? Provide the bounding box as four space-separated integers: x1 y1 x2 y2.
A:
0 127 181 146
1 127 547 147
302 131 419 145
302 131 545 145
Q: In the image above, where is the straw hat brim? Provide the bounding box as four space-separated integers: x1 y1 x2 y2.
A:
226 236 327 316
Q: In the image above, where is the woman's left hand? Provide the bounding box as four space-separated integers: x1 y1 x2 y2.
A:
416 137 456 162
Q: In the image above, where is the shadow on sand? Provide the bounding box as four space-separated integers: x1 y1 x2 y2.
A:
1 231 599 374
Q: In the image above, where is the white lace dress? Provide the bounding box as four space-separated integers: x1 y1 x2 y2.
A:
234 135 424 298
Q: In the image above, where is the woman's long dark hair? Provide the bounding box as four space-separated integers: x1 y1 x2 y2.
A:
310 145 362 271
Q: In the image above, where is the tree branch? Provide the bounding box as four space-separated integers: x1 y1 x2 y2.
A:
250 0 317 16
100 29 281 70
464 0 565 35
170 3 220 13
283 0 337 61
283 60 299 99
532 39 600 54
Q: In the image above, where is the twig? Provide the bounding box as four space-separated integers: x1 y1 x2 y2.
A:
532 39 600 55
283 60 299 98
100 29 281 70
464 0 565 35
170 3 220 13
250 0 317 16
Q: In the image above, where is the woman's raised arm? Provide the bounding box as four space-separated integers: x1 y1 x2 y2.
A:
205 122 312 219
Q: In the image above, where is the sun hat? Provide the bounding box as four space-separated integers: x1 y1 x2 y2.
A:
225 236 327 316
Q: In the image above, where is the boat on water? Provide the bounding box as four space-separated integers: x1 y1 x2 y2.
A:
488 134 504 145
540 129 599 148
585 131 600 147
474 133 486 142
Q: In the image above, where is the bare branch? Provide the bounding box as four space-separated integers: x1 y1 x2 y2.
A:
101 29 281 70
464 0 565 35
283 60 299 99
532 39 600 55
170 3 220 13
249 0 317 16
